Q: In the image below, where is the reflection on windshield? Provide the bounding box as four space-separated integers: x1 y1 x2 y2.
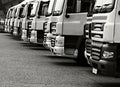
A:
47 0 55 16
53 0 64 16
93 0 115 13
30 2 38 16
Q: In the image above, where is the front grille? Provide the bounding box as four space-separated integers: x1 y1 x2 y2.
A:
27 29 32 38
84 24 92 39
27 21 32 29
51 37 55 47
91 23 104 41
85 39 92 54
91 41 102 61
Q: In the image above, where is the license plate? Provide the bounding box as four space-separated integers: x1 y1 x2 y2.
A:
92 68 98 74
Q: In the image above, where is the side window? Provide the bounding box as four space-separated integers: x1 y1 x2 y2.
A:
67 0 76 13
38 2 49 16
81 0 91 12
67 0 91 13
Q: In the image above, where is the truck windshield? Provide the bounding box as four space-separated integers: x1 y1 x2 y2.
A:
14 8 19 18
46 0 55 16
38 1 49 16
53 0 64 16
93 0 115 13
21 5 27 18
87 0 95 17
30 2 38 17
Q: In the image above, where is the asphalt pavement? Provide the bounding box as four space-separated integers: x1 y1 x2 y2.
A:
0 33 119 87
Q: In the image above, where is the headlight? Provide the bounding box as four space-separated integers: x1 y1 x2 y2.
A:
102 51 114 59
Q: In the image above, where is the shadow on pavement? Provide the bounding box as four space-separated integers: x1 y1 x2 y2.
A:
97 83 120 87
45 55 74 60
6 34 22 41
53 61 83 67
45 55 90 67
20 42 48 51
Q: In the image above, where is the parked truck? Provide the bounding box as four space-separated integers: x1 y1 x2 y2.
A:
4 8 11 32
9 5 18 34
13 3 25 37
28 0 50 44
44 0 93 65
21 0 35 41
43 0 55 48
85 0 120 75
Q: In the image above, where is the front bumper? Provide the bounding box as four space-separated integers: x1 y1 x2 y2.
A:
21 29 28 41
29 30 37 43
13 27 18 36
89 58 115 75
51 46 64 56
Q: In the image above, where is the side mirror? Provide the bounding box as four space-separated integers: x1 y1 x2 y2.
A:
37 15 40 18
65 14 70 18
118 11 120 15
65 8 70 18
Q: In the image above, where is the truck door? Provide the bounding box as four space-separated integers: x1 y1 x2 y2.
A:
63 0 90 36
36 1 49 30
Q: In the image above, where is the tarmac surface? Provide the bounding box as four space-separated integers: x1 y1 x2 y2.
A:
0 33 120 87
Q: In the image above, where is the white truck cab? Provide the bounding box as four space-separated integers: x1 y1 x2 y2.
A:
4 8 11 32
28 0 50 44
48 0 92 65
43 0 55 48
9 6 17 34
21 0 35 41
85 0 120 76
13 3 25 36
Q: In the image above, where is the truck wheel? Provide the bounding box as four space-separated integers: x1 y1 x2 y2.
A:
76 39 88 66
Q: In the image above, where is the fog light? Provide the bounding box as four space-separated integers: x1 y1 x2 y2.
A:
102 51 114 59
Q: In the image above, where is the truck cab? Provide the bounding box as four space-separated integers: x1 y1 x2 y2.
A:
21 0 35 41
13 3 25 36
43 0 55 48
28 0 50 44
4 8 11 32
47 0 92 64
9 6 18 34
85 0 120 75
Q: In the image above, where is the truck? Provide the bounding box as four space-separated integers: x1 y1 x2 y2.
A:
28 0 50 44
21 0 36 41
43 0 55 48
4 8 11 32
9 5 18 34
13 3 25 37
45 0 93 65
85 0 120 75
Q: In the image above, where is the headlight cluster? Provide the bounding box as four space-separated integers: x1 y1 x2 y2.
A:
43 22 47 32
50 22 56 34
102 51 114 59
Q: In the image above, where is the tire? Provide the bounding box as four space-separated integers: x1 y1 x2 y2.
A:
76 38 89 66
